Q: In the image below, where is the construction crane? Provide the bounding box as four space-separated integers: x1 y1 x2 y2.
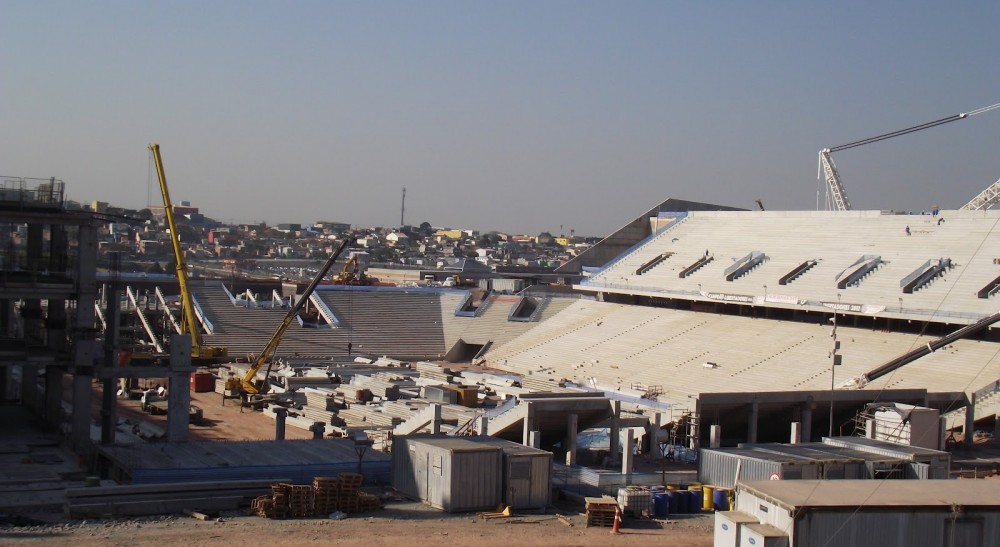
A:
149 143 228 361
819 101 1000 211
960 175 1000 211
231 238 350 401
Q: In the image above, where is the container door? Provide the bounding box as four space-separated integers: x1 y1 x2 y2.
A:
506 457 532 509
414 449 428 501
427 452 444 508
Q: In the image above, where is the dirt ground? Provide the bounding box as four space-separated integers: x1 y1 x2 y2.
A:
17 375 717 546
87 375 313 441
1 501 716 547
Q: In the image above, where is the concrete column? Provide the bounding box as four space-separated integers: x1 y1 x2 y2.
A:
310 422 325 439
565 413 578 466
801 403 813 442
431 403 442 434
477 415 489 436
274 407 288 441
167 335 191 443
522 403 536 446
710 424 722 448
44 367 62 430
964 392 976 448
790 422 801 444
610 400 621 463
621 428 634 478
71 224 97 451
865 419 877 439
528 430 541 449
100 378 116 444
0 299 10 337
20 365 38 410
748 399 759 444
70 373 92 449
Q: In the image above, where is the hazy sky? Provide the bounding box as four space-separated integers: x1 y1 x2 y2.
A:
2 2 998 236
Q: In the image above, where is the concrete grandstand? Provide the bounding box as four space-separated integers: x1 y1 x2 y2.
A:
122 208 1000 448
480 209 1000 446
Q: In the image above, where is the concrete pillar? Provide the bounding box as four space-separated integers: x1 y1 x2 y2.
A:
790 422 801 444
100 378 116 445
274 407 288 441
621 428 634 478
866 418 877 439
565 413 578 466
610 400 621 463
70 224 97 451
167 335 191 443
0 299 10 337
748 399 759 444
310 422 325 439
710 424 722 448
20 365 38 410
522 403 536 446
44 367 62 430
801 403 813 442
70 373 92 449
431 403 442 434
528 430 541 449
964 393 976 448
478 415 489 436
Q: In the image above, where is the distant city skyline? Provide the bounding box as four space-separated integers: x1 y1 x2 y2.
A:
2 2 999 235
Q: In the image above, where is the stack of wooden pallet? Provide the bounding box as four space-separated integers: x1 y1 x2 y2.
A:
337 473 363 513
584 496 619 528
313 476 340 514
357 491 382 512
287 484 315 517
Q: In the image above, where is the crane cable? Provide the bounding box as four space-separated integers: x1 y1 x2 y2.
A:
826 101 1000 153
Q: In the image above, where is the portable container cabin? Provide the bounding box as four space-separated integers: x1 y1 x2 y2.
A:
392 436 502 512
472 436 552 510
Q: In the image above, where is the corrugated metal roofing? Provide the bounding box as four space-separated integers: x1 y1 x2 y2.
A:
739 479 1000 510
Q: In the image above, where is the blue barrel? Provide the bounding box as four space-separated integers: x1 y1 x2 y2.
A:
675 490 689 514
652 493 670 519
666 490 680 514
688 489 703 513
714 488 730 511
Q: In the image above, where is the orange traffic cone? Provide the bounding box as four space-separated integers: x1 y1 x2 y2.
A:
610 506 622 535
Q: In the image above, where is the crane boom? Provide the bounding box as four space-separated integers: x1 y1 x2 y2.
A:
240 238 350 395
818 100 1000 211
819 149 851 211
149 144 227 360
961 177 1000 211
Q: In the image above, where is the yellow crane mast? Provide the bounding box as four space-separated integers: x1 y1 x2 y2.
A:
149 143 227 361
